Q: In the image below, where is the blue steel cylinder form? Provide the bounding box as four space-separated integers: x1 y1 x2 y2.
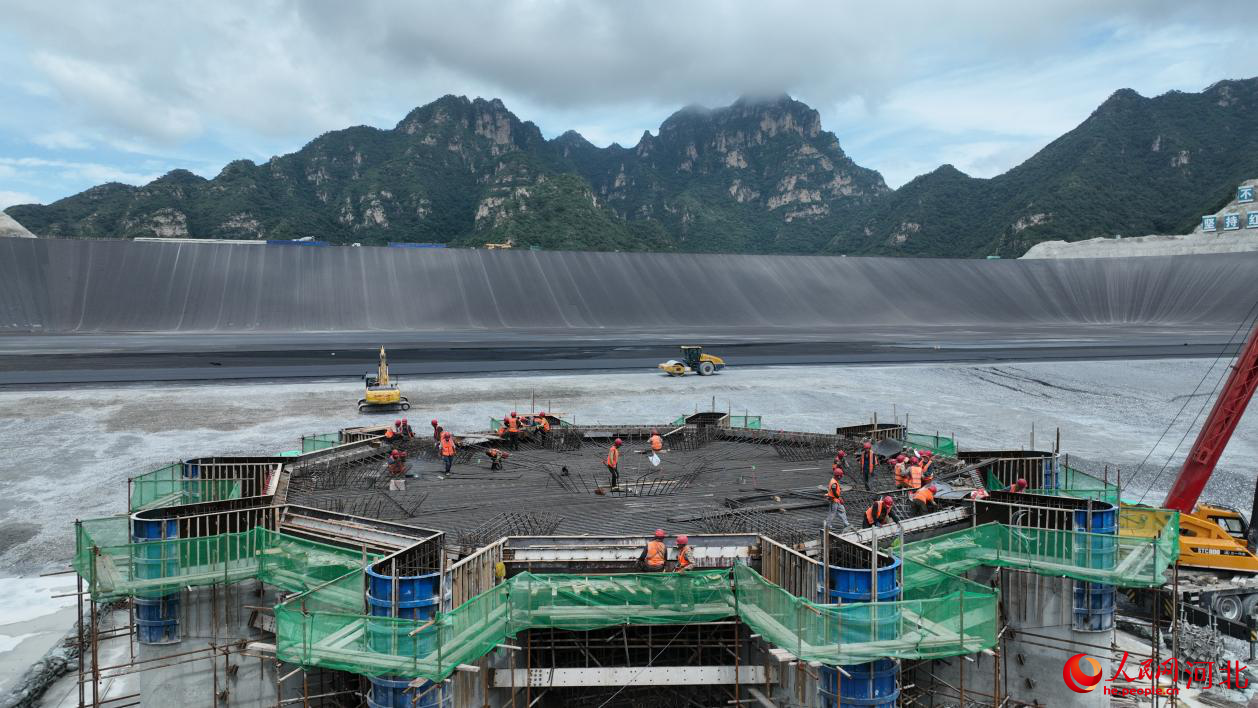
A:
364 565 449 708
817 558 902 708
130 515 180 644
1072 503 1118 632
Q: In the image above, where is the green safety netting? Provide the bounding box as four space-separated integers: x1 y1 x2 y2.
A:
1028 465 1121 506
302 433 340 453
78 525 376 601
130 463 243 511
668 415 762 429
78 507 1178 683
905 433 957 457
900 514 1179 588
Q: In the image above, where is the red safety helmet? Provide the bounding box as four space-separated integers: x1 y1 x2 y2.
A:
614 438 623 447
929 484 938 493
1014 478 1027 488
537 412 546 417
836 450 847 458
654 529 666 538
833 468 843 477
511 411 518 417
897 455 906 462
676 534 689 545
431 419 438 426
863 441 872 448
395 419 401 426
401 418 408 425
882 496 894 506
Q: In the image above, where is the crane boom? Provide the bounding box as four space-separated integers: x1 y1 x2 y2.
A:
1163 321 1258 512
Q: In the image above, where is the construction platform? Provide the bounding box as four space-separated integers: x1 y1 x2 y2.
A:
66 411 1185 708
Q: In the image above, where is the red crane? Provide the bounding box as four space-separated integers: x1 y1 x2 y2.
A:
1163 321 1258 513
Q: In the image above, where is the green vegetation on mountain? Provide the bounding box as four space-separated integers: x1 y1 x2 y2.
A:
7 79 1258 257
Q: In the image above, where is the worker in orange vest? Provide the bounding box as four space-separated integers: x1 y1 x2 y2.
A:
911 484 939 516
907 457 926 490
864 496 894 528
825 468 850 530
505 411 521 449
486 447 508 471
858 441 877 490
921 451 935 482
439 431 457 475
638 529 667 571
892 454 908 488
535 412 551 434
675 534 694 571
605 438 623 488
649 429 664 453
832 450 847 479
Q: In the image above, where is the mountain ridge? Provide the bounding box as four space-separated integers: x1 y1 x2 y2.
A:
8 78 1258 257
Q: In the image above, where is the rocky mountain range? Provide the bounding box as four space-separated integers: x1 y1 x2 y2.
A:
7 77 1257 257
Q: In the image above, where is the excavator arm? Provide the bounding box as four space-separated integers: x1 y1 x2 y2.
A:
1163 321 1258 513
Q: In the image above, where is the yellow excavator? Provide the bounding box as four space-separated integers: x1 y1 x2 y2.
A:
358 346 410 413
658 345 727 377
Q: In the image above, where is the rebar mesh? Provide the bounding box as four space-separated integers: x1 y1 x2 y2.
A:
455 511 564 550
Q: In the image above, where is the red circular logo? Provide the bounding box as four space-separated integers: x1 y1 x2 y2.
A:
1063 653 1103 693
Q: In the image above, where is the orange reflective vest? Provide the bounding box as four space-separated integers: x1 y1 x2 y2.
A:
650 434 663 452
385 429 395 440
539 417 551 432
677 545 693 569
440 438 456 456
644 540 666 568
908 465 924 489
893 463 906 486
912 487 935 504
606 446 620 468
860 450 876 473
865 501 889 525
826 478 843 503
506 416 520 432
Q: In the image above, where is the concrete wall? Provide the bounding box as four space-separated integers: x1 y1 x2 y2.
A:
3 238 1258 333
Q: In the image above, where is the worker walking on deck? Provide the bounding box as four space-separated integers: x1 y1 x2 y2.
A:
431 419 443 443
858 441 877 490
440 431 457 475
863 496 895 528
486 447 508 471
911 484 939 516
606 438 623 488
825 469 850 530
638 529 667 572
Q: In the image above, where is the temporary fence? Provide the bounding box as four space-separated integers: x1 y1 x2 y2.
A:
302 433 341 453
130 463 243 511
904 433 957 457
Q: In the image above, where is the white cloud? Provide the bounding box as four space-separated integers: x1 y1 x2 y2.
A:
0 191 42 209
0 157 161 186
32 131 90 150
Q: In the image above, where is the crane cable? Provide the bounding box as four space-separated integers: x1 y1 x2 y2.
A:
1134 298 1258 504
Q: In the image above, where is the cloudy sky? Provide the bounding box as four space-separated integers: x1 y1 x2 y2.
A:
0 0 1254 209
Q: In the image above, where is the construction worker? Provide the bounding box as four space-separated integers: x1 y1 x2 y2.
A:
386 449 408 477
505 411 521 449
864 496 895 528
1010 478 1028 493
832 451 846 479
400 418 415 439
384 426 398 448
605 438 623 488
440 431 457 475
486 447 508 471
431 419 443 442
907 456 925 490
911 484 939 516
535 412 551 434
675 534 694 571
638 529 667 571
858 441 877 490
921 451 935 481
649 429 664 454
825 468 850 530
892 454 907 488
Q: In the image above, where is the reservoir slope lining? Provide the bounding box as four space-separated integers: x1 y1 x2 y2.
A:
2 238 1257 333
